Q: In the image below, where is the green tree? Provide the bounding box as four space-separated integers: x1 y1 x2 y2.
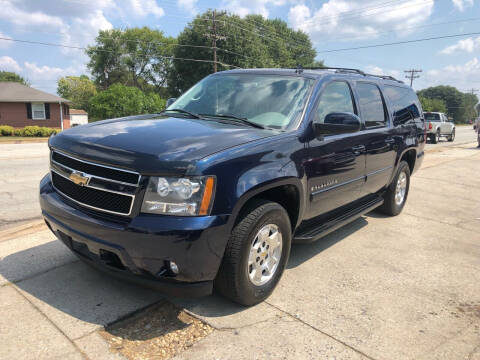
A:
461 93 479 123
418 96 447 113
167 11 322 96
0 71 29 85
88 83 165 120
417 86 466 123
86 27 175 92
57 75 97 111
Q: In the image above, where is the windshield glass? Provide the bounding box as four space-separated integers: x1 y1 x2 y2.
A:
167 74 314 130
425 113 441 121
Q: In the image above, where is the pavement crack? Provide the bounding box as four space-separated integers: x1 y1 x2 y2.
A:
11 285 90 359
264 301 379 360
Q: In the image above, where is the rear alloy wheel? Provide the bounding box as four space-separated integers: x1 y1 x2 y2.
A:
431 130 440 144
215 200 291 306
448 129 455 142
378 161 411 216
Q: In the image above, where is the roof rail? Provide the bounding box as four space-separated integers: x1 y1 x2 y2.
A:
293 67 366 76
365 73 404 84
292 66 404 83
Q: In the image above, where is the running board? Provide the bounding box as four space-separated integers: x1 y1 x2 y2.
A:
293 196 384 244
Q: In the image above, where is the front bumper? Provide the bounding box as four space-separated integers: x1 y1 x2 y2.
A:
39 174 231 297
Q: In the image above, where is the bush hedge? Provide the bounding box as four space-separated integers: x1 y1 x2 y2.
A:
0 125 60 137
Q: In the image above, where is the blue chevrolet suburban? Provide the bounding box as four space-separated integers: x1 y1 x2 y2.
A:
40 68 425 305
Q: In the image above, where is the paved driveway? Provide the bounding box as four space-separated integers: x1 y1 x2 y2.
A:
0 141 479 360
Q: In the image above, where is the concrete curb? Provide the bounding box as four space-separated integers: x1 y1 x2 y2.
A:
0 220 46 242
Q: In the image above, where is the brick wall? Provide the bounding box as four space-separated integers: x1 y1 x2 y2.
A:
0 102 70 128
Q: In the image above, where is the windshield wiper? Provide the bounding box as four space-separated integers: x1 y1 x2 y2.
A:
200 113 265 129
161 108 202 119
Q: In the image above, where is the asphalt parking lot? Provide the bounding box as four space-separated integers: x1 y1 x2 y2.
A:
0 129 479 359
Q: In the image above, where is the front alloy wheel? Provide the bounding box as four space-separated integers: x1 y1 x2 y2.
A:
215 199 291 306
248 224 283 286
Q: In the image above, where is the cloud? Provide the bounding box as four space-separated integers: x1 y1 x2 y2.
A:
0 32 12 49
364 65 401 80
220 0 288 18
127 0 164 18
451 0 474 11
0 0 64 29
0 56 21 72
440 36 480 54
288 0 434 42
417 57 480 90
178 0 198 15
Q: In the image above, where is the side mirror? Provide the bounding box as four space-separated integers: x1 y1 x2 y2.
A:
313 112 362 136
166 98 177 108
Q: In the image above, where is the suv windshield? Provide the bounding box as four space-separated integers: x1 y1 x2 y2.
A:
167 74 314 130
425 113 441 121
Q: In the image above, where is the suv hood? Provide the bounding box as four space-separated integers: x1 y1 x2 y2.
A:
50 115 273 175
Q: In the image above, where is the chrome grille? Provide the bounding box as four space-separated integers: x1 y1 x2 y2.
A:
50 150 139 216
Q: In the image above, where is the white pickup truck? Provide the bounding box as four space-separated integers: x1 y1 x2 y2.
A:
424 112 455 144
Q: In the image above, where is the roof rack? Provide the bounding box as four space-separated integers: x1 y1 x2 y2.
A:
365 73 404 84
293 66 366 76
292 66 404 83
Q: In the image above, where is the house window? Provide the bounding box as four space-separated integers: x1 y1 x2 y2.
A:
32 103 46 120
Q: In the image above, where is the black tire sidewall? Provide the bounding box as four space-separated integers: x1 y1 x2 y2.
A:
232 203 291 305
389 162 411 215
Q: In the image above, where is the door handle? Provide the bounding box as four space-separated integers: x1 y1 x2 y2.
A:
385 138 395 144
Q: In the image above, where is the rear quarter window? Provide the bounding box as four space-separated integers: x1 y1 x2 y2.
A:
383 85 422 126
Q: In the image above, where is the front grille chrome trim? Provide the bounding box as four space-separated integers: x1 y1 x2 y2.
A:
51 170 135 216
51 149 141 186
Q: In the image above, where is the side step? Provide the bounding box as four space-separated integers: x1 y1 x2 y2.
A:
293 196 384 244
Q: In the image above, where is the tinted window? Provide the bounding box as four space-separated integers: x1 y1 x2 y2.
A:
424 112 440 121
356 83 386 127
384 85 421 126
314 81 355 123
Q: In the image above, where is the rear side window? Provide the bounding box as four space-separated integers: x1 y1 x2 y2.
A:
384 85 421 126
356 82 386 128
314 81 355 123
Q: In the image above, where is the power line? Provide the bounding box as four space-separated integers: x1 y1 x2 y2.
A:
404 69 422 87
317 31 480 53
0 37 240 69
322 16 480 43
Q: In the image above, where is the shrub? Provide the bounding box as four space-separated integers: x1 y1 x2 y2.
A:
0 126 61 137
0 125 14 136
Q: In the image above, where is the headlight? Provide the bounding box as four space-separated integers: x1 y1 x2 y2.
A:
141 176 215 216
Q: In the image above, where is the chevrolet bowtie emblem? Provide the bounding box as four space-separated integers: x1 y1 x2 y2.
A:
69 171 90 186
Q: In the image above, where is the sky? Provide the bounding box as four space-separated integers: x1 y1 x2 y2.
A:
0 0 479 95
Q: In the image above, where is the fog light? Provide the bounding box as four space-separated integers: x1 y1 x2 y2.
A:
169 261 179 274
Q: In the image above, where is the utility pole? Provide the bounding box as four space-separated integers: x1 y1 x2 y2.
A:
466 88 479 95
404 69 422 87
205 9 226 73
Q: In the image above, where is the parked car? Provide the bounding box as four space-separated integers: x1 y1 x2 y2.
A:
40 68 425 305
424 112 455 143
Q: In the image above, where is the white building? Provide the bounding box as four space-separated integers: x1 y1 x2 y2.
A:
70 109 88 126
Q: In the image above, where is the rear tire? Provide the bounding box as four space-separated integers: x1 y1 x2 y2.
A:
448 129 455 142
431 130 440 144
215 200 291 306
378 161 410 216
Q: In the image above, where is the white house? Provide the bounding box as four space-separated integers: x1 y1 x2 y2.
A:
70 109 88 126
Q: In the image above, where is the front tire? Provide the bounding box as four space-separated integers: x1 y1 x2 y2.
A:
378 161 411 216
448 129 455 142
215 200 291 306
